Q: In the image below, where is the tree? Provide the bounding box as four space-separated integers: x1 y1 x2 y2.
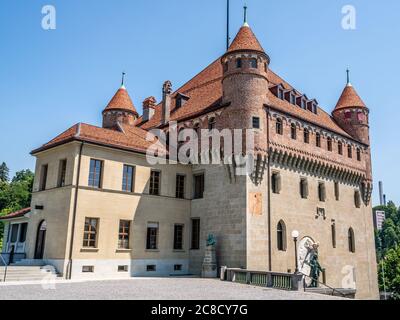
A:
374 201 400 299
379 247 400 300
0 162 9 182
0 168 34 250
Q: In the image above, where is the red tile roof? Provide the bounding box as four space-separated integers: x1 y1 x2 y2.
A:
227 25 265 53
33 26 364 154
31 122 164 155
0 207 30 220
334 84 367 111
103 86 138 116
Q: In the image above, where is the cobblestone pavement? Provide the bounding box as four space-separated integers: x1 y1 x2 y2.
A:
0 277 345 300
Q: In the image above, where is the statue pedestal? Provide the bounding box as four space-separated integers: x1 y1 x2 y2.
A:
202 245 217 278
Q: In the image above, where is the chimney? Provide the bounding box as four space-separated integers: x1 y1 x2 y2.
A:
143 96 156 122
162 80 172 125
379 181 384 206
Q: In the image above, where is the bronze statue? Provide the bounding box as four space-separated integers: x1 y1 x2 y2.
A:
206 234 216 246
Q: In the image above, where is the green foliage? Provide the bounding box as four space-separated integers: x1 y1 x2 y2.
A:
0 164 34 251
374 201 400 299
0 162 9 182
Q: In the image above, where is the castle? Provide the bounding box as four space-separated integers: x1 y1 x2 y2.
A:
0 21 378 298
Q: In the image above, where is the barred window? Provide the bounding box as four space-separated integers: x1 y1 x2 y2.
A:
118 220 130 249
83 218 99 248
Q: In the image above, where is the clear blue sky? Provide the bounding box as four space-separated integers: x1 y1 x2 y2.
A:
0 0 399 206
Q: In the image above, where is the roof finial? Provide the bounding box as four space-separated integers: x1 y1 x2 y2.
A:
243 4 249 27
346 68 352 86
121 72 126 88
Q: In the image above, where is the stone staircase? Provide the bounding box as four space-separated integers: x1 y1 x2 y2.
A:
0 264 61 282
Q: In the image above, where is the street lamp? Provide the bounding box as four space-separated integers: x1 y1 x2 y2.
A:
292 230 300 274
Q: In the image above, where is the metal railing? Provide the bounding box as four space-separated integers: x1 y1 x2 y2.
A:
0 254 8 282
226 268 303 291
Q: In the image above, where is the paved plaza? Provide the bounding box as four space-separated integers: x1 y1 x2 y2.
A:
0 277 345 300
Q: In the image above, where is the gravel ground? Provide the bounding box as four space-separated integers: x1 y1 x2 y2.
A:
0 277 345 300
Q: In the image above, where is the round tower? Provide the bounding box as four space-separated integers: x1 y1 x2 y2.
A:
332 74 369 145
102 84 139 129
220 21 270 155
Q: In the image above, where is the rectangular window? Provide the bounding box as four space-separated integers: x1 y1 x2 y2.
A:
57 159 67 187
194 173 205 199
300 178 308 199
88 159 103 188
338 142 343 155
39 164 48 191
271 172 281 194
176 174 185 199
146 265 156 272
146 222 158 250
10 224 19 243
318 182 326 202
174 264 182 271
252 117 260 129
327 138 333 152
331 222 336 248
19 223 28 242
173 224 184 250
334 182 340 201
149 170 161 195
316 134 321 148
82 266 94 273
118 220 131 249
118 265 128 272
122 165 135 192
83 218 99 248
304 129 309 144
191 218 200 250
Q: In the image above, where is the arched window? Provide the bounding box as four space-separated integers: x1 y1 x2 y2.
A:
316 132 321 147
348 145 352 158
276 118 283 135
338 141 343 155
304 128 310 144
356 148 361 161
236 58 242 69
208 117 216 130
291 123 296 140
277 220 287 251
250 58 258 69
348 228 355 253
327 137 333 151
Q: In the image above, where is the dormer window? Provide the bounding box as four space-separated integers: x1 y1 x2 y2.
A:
278 88 284 100
175 93 190 109
250 58 258 69
236 58 242 69
290 93 296 105
312 102 318 114
301 99 307 109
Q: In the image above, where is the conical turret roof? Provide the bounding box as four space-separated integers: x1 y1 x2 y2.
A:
103 85 138 116
334 83 366 111
227 24 265 54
